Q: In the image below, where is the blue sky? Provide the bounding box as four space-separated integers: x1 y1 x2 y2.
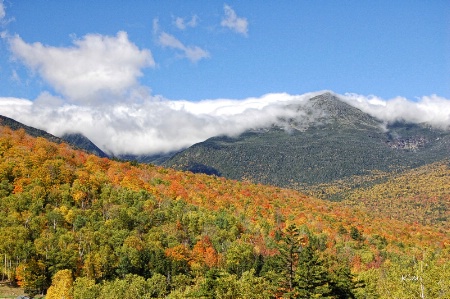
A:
1 0 449 100
0 1 449 155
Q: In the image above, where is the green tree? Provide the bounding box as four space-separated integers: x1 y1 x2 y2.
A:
224 241 255 276
147 273 168 298
294 245 332 298
20 259 49 297
328 265 357 299
73 277 100 299
237 269 274 299
279 224 302 293
377 252 450 299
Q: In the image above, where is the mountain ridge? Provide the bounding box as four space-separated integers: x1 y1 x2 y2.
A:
163 93 450 194
0 114 108 158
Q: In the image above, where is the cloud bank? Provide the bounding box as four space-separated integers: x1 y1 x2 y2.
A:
0 92 315 155
342 93 450 130
1 91 450 156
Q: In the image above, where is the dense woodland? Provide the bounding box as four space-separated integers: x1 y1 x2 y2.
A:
0 126 449 298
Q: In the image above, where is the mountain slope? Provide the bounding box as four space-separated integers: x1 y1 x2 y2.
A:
164 93 450 193
61 132 108 158
1 124 448 298
343 160 450 230
0 114 63 144
0 114 108 157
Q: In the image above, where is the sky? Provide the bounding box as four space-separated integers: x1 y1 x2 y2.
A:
0 1 449 155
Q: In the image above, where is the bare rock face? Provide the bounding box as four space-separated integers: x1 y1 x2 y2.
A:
386 137 427 151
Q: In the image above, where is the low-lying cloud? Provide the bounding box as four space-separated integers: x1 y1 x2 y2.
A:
1 91 449 156
342 93 450 130
0 92 315 155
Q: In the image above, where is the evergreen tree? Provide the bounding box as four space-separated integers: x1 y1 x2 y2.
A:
278 224 302 294
294 245 332 298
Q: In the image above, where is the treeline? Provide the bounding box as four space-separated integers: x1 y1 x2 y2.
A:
0 126 449 298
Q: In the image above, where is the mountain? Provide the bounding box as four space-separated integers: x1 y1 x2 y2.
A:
0 114 108 158
1 97 449 297
164 93 450 194
116 150 179 165
61 132 108 158
0 114 63 144
0 123 448 298
343 160 450 230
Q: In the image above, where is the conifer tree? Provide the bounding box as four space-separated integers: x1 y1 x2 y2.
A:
294 245 332 298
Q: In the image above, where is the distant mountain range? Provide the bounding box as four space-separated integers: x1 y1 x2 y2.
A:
163 93 450 194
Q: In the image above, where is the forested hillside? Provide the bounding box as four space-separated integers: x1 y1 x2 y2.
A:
0 126 449 298
343 161 450 231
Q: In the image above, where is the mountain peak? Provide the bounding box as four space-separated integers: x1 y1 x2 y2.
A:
61 133 108 158
303 93 382 130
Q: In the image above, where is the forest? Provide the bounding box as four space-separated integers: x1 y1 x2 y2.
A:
0 126 449 298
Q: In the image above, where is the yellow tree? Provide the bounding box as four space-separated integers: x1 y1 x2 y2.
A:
46 269 74 299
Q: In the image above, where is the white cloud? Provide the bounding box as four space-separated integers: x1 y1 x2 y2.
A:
1 92 449 156
342 93 450 130
158 31 209 63
0 0 5 20
153 18 209 63
174 15 198 30
8 31 155 104
221 4 248 36
0 0 13 27
0 92 319 155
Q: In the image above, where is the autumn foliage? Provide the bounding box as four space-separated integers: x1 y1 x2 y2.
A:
0 126 449 298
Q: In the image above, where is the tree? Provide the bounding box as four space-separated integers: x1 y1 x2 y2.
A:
190 236 219 271
294 245 332 298
73 277 100 299
237 269 274 299
328 265 357 299
147 273 168 298
377 252 450 299
224 240 255 276
18 259 49 297
46 269 74 299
